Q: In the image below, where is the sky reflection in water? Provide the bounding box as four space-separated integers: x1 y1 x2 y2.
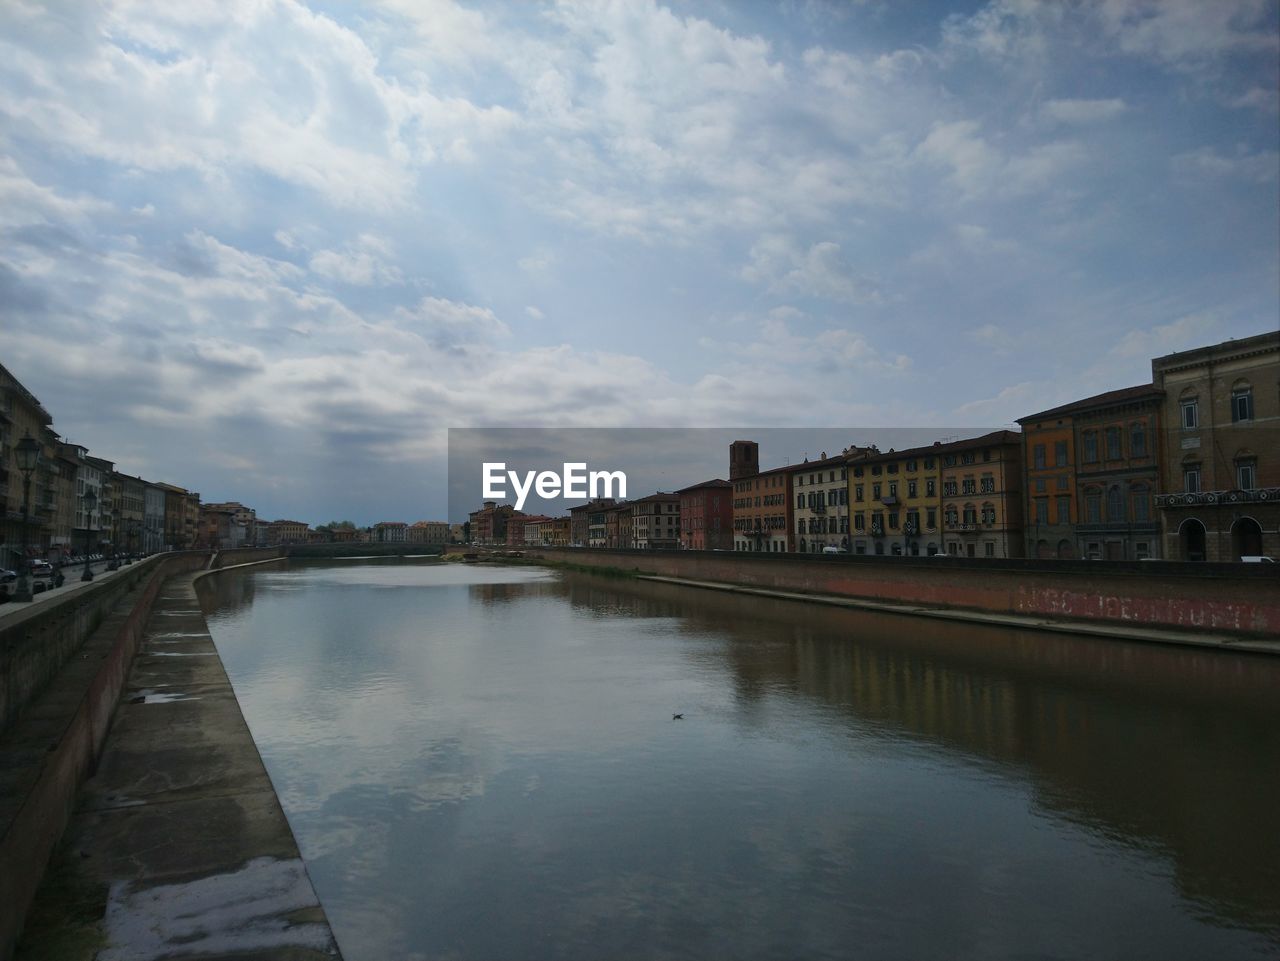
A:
200 559 1280 961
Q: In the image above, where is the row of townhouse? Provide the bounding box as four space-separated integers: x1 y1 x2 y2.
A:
729 330 1278 561
465 330 1276 562
1019 331 1278 562
1 362 227 564
731 432 1024 559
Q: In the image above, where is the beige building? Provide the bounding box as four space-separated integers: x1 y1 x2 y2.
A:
791 453 851 553
939 431 1024 559
631 493 680 549
267 519 310 545
1152 331 1279 561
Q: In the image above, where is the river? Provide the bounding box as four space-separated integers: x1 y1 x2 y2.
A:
197 557 1280 960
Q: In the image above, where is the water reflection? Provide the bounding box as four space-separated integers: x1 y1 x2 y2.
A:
199 561 1280 961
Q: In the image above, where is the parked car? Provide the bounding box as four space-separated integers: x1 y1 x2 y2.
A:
1240 555 1277 563
30 559 52 576
821 546 846 555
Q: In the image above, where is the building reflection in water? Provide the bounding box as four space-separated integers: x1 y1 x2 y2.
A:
553 574 1280 938
199 561 1280 947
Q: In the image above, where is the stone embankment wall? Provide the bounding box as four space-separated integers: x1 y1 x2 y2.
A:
285 543 445 558
525 548 1280 637
0 548 284 961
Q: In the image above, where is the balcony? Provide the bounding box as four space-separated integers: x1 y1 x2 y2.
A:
880 495 898 506
1155 488 1278 508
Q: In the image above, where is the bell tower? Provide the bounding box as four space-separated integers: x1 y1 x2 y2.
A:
729 440 759 481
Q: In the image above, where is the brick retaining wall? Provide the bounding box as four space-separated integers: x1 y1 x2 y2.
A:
524 549 1280 637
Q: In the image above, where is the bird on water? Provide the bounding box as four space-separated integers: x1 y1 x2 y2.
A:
672 713 684 720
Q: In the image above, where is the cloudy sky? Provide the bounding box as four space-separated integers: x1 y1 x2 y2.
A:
2 0 1276 524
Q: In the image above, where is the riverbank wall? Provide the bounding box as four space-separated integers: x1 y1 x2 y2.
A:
517 548 1280 640
285 543 444 558
0 548 286 961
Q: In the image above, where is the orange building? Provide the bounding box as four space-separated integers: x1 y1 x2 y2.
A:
730 441 792 552
1016 406 1079 558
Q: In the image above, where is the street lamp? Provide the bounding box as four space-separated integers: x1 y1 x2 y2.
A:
12 433 41 603
81 487 97 582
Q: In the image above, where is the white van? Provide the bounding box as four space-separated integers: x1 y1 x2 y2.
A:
1240 556 1276 563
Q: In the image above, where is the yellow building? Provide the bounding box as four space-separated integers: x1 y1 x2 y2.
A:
847 443 945 557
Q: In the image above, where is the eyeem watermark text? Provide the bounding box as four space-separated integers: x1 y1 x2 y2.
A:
482 462 627 511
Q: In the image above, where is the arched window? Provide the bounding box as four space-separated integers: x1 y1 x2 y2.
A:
1131 483 1150 522
1107 485 1124 522
1084 487 1102 523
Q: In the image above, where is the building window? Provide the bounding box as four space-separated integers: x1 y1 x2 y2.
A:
924 458 935 470
1083 431 1098 463
984 542 995 557
1181 399 1198 429
1035 478 1047 493
1132 488 1150 522
1237 458 1257 491
1184 465 1201 493
854 514 865 531
961 452 975 465
926 508 937 529
888 512 899 529
1107 486 1124 522
1131 422 1147 457
855 484 864 502
1056 474 1069 490
1232 387 1253 423
1056 498 1070 525
1086 491 1101 524
1106 427 1122 460
926 479 936 497
1135 542 1150 560
1035 499 1049 525
908 480 917 498
1054 441 1068 467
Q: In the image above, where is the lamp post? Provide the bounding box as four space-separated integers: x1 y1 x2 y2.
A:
81 488 97 582
12 433 41 603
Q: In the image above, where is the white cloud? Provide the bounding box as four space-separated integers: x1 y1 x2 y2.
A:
393 296 511 349
742 236 882 303
308 234 403 286
1171 146 1280 183
524 306 545 321
1041 98 1127 124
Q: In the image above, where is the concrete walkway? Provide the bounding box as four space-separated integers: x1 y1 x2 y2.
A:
636 574 1280 656
15 571 342 960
